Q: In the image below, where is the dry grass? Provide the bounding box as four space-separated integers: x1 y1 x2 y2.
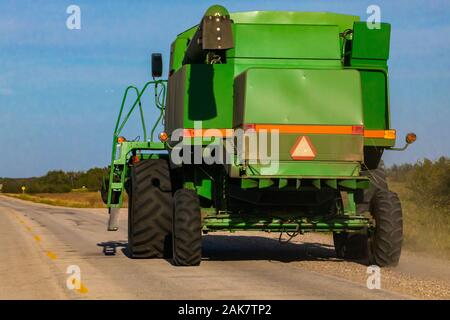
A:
389 180 450 258
5 192 128 208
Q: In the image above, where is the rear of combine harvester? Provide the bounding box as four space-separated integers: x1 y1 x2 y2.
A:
102 5 416 267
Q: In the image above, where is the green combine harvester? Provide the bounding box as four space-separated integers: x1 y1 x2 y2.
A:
102 5 416 267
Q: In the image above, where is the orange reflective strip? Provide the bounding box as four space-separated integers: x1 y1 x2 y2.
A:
364 129 396 139
252 124 360 135
181 126 393 138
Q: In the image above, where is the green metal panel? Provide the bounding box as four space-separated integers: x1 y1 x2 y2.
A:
360 71 388 129
231 58 342 76
240 161 361 177
183 64 234 129
350 59 387 68
196 178 212 200
234 68 363 126
351 22 391 61
169 38 189 72
228 24 341 59
169 26 197 73
339 179 357 189
364 137 395 147
312 179 321 189
348 21 392 148
241 179 258 189
259 178 274 188
278 178 288 188
230 11 359 33
324 179 337 189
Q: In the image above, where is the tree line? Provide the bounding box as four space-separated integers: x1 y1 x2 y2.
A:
0 168 108 194
0 157 448 201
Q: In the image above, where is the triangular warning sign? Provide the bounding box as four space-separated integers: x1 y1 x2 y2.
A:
290 136 317 160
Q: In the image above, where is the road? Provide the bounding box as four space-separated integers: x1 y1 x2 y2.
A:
0 195 449 300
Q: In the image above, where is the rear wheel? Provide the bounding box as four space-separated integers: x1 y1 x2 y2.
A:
172 189 202 266
333 190 403 267
369 190 403 267
128 159 173 259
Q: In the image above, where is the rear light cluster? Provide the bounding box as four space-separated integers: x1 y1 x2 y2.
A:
351 125 364 135
131 155 140 164
363 129 396 140
383 130 396 140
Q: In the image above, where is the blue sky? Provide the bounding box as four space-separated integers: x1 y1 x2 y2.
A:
0 0 449 177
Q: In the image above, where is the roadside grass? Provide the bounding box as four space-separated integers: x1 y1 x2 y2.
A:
389 180 450 258
4 192 128 208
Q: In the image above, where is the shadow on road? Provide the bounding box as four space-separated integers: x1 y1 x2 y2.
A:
202 235 342 263
98 235 368 265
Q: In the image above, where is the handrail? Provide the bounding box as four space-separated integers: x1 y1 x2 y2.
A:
113 85 141 138
115 82 151 137
107 79 167 207
114 80 167 142
111 80 167 167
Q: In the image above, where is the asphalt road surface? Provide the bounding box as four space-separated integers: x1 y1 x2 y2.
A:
1 195 449 300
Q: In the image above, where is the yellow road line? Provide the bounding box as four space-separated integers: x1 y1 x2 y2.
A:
46 251 58 260
77 283 89 294
72 278 89 294
13 212 89 295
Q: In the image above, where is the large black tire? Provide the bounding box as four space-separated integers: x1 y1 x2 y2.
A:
128 159 173 259
369 190 403 267
333 190 403 267
172 189 202 266
334 160 402 266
